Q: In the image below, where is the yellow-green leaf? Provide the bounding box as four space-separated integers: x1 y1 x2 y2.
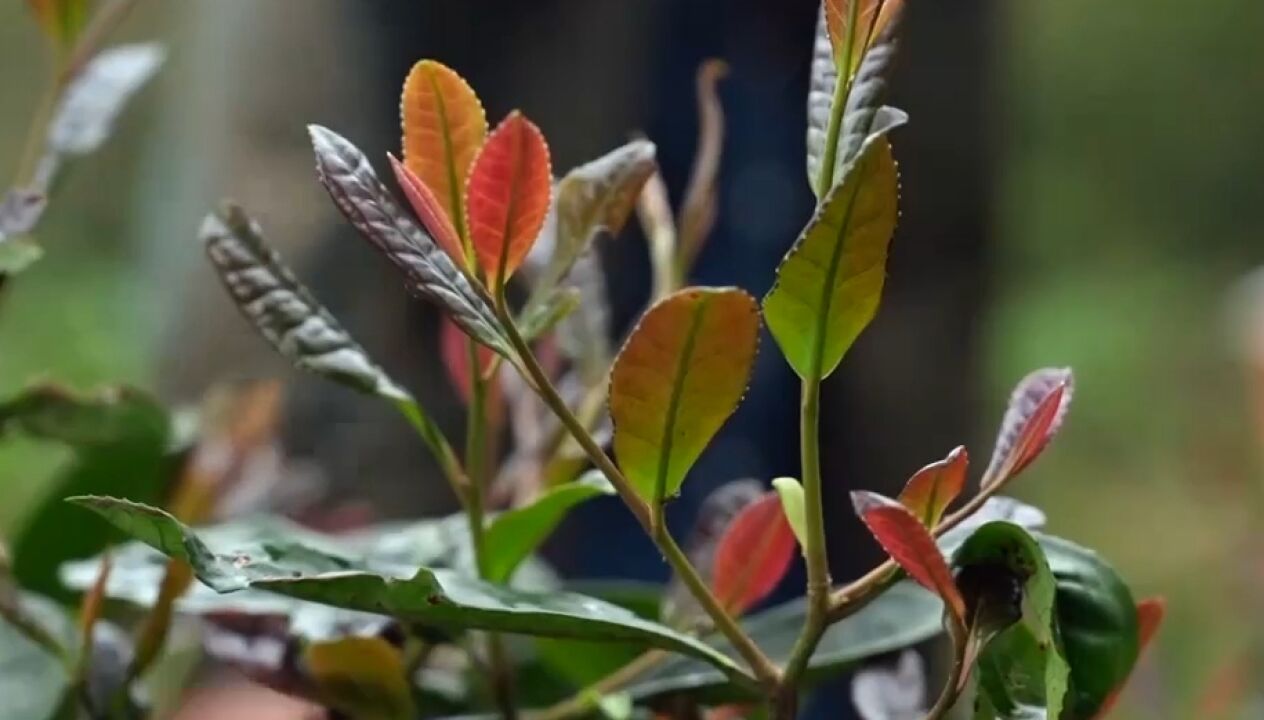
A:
764 112 902 380
610 287 759 503
771 477 809 550
303 636 415 720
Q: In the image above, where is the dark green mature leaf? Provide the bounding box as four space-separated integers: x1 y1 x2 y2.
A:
955 522 1069 719
202 204 408 402
0 593 73 720
69 497 751 685
483 471 614 583
624 582 942 702
765 111 903 380
308 125 513 358
9 385 171 599
1039 533 1139 719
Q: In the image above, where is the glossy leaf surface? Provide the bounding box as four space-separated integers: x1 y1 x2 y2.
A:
981 368 1074 490
400 60 487 242
711 492 797 615
897 446 967 528
767 113 902 379
851 490 964 621
466 111 552 286
610 287 759 502
309 124 513 357
483 471 615 583
69 497 748 682
389 154 463 264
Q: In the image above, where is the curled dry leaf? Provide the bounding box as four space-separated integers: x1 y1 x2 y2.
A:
980 367 1074 490
465 111 553 288
677 59 729 272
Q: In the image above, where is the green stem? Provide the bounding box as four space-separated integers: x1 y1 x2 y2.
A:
531 650 668 720
392 397 470 511
494 295 777 687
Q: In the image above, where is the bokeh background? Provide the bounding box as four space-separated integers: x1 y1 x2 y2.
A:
3 1 1264 717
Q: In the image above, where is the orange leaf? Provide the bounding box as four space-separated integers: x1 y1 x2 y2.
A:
441 316 496 404
982 368 1074 490
400 60 487 241
1093 597 1166 719
897 446 968 528
390 154 464 266
852 490 965 622
465 111 552 288
712 492 798 615
824 0 902 77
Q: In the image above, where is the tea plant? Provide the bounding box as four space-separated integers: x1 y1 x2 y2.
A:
0 1 1164 719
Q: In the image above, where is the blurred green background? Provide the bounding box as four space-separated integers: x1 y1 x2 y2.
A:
3 1 1263 717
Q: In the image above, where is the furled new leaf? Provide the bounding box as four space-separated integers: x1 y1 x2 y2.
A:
955 522 1069 719
851 490 964 622
69 497 750 684
400 59 487 246
304 636 415 720
771 477 809 549
466 111 552 287
529 139 656 310
308 124 513 357
981 368 1074 490
25 0 89 48
766 112 902 380
483 471 615 583
389 154 464 265
711 492 797 615
898 446 968 528
610 287 759 503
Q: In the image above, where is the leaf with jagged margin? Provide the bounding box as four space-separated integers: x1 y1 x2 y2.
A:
308 124 513 358
68 497 752 687
527 140 657 313
483 471 615 583
610 288 760 503
766 112 903 380
981 368 1074 491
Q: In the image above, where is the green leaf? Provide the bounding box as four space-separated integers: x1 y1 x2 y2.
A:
308 124 514 358
483 471 615 583
68 497 752 686
610 287 760 503
954 522 1069 720
527 140 657 312
1039 533 1140 719
25 0 90 48
0 593 74 720
9 385 171 600
771 476 809 550
624 581 942 702
765 110 903 380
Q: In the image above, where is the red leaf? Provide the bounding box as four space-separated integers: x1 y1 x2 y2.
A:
897 446 968 528
441 317 496 405
981 368 1073 490
389 154 464 267
711 492 798 615
465 111 552 288
851 490 965 622
1093 597 1166 719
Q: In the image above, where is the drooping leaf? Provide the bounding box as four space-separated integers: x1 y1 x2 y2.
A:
46 43 165 157
466 111 553 287
1093 597 1164 719
956 522 1069 720
766 111 903 380
771 477 809 550
851 650 926 720
303 636 415 720
0 383 168 446
308 124 513 357
202 203 409 402
610 287 760 503
1039 533 1139 719
678 60 728 271
851 490 964 622
483 471 615 583
400 59 487 246
69 497 751 685
897 446 968 528
0 593 74 720
25 0 90 48
529 139 657 310
389 153 464 265
981 368 1074 490
711 492 797 615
